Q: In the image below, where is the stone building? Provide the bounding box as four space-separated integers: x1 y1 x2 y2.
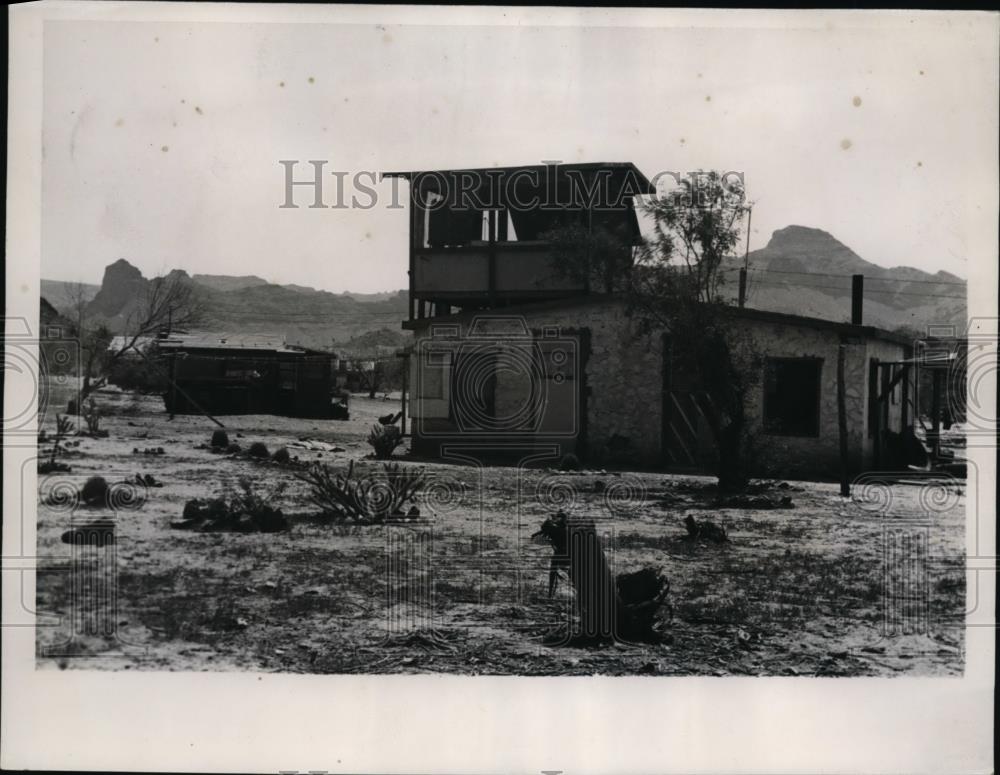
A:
402 297 914 479
387 162 917 479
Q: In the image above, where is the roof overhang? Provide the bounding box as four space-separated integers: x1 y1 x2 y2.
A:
381 162 655 208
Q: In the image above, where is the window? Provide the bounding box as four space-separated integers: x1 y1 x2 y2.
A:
763 358 822 437
47 326 62 338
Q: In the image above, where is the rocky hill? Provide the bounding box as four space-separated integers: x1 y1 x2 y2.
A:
190 274 269 293
45 226 966 350
55 259 409 350
40 279 100 311
335 328 412 357
720 226 966 334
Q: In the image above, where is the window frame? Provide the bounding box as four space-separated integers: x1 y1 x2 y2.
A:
761 356 824 438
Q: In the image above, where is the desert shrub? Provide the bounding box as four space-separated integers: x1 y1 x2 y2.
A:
175 478 288 533
83 398 106 436
367 424 403 460
295 461 426 524
81 476 109 507
271 446 290 464
182 497 228 522
559 453 581 471
39 414 75 473
106 354 169 394
228 477 289 532
248 441 269 458
210 429 230 449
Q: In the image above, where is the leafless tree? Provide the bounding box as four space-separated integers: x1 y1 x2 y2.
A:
76 272 205 401
64 282 92 337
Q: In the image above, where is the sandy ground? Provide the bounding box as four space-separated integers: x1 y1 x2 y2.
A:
35 383 966 675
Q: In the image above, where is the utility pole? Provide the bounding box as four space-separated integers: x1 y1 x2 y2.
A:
743 205 753 272
837 342 850 496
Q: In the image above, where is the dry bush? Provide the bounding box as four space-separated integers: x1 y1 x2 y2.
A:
39 415 75 473
367 424 403 460
81 476 110 507
295 460 426 524
83 398 108 436
175 477 288 533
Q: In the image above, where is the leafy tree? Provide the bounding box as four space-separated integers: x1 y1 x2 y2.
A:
544 219 634 293
632 171 759 491
548 170 759 491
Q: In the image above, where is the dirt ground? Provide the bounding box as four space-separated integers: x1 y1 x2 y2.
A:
35 383 966 676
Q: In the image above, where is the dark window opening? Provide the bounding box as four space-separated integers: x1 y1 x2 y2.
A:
426 205 484 248
509 207 584 242
763 358 822 437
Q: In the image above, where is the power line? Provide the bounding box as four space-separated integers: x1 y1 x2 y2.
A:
731 266 966 286
761 268 966 286
751 278 966 300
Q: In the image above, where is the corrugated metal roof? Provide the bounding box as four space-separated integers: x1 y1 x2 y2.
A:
156 332 304 353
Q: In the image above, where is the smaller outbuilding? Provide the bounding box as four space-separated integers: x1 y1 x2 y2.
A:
157 332 337 418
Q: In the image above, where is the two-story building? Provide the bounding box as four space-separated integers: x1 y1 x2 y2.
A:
385 163 920 480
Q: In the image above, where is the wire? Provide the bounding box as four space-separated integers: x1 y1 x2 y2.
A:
750 278 966 300
721 265 965 287
752 268 966 286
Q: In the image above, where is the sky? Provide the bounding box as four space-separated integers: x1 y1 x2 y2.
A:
40 10 998 292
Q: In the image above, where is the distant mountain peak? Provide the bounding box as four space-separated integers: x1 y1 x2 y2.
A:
735 224 966 330
103 257 142 279
90 259 146 317
766 225 851 251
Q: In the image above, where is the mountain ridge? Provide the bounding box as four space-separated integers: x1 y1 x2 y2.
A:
43 225 966 347
720 226 966 333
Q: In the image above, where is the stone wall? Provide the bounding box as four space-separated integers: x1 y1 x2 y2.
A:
407 298 910 479
739 320 868 479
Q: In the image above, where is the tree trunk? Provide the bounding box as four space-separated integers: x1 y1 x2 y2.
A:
716 417 748 493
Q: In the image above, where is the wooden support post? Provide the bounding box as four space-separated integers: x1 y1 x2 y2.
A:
738 268 747 309
869 358 881 466
169 352 178 417
900 364 910 429
487 209 497 304
400 355 408 436
851 274 864 325
931 369 942 459
880 364 891 460
837 343 850 496
408 187 416 322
